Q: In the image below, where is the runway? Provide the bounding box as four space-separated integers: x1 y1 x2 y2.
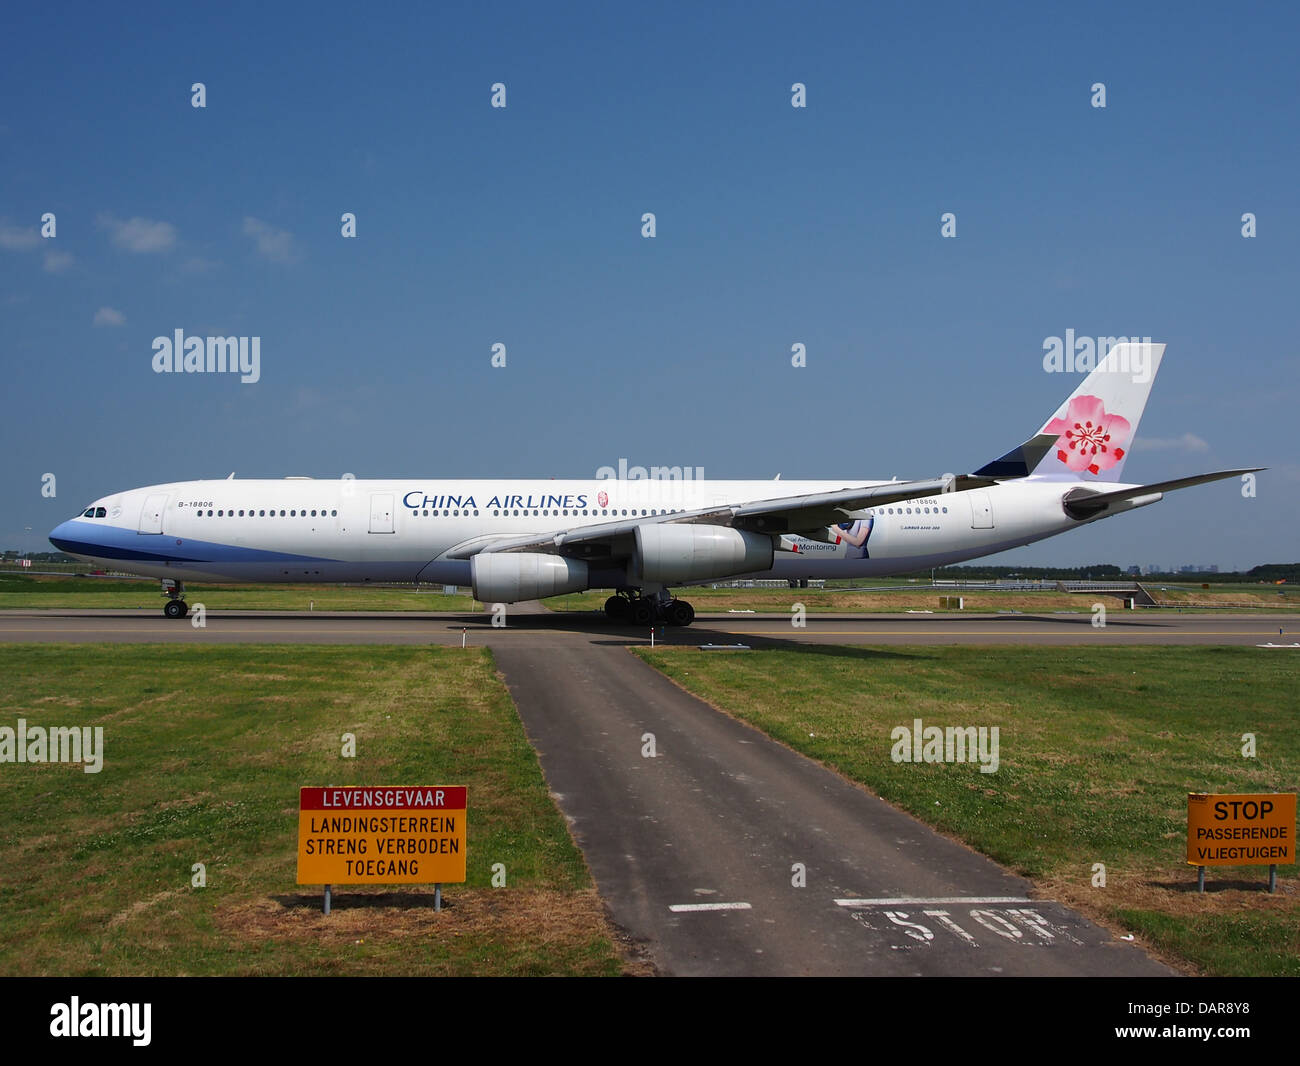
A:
0 607 1291 647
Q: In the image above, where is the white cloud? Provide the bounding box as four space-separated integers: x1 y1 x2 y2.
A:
93 306 126 327
1133 433 1210 453
0 223 39 250
98 213 177 252
43 249 74 273
242 216 297 262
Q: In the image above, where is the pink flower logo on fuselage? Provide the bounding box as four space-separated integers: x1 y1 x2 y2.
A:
1044 395 1131 476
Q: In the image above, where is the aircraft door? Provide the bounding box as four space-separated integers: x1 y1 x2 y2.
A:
968 491 994 529
139 493 168 534
369 493 395 533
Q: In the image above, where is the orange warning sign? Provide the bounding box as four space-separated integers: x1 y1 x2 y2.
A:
1186 793 1295 866
297 786 467 884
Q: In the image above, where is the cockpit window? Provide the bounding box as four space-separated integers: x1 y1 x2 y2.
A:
95 507 106 517
82 508 94 517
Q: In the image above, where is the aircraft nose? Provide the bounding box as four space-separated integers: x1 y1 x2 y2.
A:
49 520 78 553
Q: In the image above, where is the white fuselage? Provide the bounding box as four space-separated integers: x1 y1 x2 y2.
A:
50 476 1154 589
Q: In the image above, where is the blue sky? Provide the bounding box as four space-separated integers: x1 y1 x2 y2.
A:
2 1 1296 569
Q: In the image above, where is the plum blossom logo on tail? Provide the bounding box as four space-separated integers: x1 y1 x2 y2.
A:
1045 395 1131 475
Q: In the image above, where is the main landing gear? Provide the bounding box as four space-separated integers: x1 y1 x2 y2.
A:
161 580 189 619
604 591 695 627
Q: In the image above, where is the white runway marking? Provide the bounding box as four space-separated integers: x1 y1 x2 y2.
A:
835 896 1033 906
669 902 753 912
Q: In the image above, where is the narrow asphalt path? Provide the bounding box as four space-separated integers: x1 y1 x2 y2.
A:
491 641 1173 976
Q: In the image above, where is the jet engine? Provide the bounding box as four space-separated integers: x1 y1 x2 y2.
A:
471 552 589 602
634 524 774 583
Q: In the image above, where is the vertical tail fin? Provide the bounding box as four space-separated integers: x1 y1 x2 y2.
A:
975 341 1165 483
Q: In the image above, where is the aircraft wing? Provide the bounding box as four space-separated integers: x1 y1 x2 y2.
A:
452 474 997 562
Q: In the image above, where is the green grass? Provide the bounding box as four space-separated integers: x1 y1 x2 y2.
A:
0 644 623 976
633 644 1299 976
0 574 475 612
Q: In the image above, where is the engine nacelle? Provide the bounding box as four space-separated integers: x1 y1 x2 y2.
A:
471 553 589 602
635 524 774 584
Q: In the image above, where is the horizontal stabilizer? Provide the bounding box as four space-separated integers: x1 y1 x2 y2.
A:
1062 468 1261 518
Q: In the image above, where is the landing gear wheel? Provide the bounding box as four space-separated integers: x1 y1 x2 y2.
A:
605 595 630 622
631 599 654 626
667 599 695 627
164 599 188 619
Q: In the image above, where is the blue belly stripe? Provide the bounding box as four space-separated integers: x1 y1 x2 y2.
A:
50 520 339 564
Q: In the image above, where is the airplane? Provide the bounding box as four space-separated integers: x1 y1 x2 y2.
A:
49 342 1257 626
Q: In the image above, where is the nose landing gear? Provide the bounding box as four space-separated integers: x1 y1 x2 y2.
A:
162 581 189 619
